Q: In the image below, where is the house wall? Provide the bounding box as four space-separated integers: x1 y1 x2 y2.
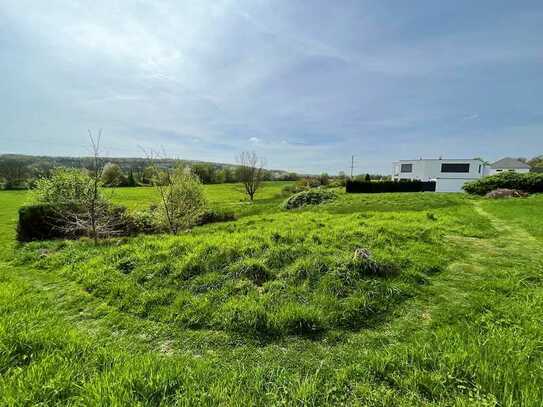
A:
435 178 471 193
393 160 484 181
392 159 485 192
487 168 530 176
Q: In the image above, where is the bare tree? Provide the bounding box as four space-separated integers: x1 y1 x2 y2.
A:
237 151 265 201
58 130 121 244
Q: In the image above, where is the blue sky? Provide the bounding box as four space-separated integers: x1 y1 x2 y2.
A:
1 1 542 174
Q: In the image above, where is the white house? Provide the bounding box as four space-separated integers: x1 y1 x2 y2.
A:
487 157 531 175
392 158 486 192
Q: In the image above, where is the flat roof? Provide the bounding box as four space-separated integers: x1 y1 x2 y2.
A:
394 158 484 163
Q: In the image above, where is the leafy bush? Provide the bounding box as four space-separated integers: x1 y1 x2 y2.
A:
282 189 336 210
463 172 543 195
101 163 127 187
33 168 99 205
346 180 436 193
16 204 78 242
154 168 208 234
17 204 152 242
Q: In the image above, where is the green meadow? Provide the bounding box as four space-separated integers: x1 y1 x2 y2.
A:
1 183 543 405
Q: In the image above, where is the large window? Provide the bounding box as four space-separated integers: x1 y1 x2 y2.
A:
441 163 470 173
400 163 413 173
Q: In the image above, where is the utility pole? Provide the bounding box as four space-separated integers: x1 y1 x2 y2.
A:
350 155 354 179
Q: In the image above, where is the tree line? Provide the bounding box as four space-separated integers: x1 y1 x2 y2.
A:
0 154 299 190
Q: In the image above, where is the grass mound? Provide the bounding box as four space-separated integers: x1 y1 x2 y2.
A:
14 206 490 340
282 189 336 210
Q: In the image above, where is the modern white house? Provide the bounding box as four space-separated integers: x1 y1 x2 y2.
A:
487 157 531 175
392 158 486 192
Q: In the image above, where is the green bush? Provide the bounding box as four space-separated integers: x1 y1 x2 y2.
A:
33 168 99 205
16 204 79 242
463 172 543 195
17 204 143 242
282 189 336 210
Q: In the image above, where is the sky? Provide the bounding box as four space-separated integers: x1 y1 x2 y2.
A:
1 0 542 174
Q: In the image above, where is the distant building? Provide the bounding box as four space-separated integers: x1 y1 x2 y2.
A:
487 157 531 175
392 158 486 192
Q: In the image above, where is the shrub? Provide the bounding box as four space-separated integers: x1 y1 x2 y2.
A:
16 203 136 242
101 163 127 187
485 188 528 199
154 168 208 234
346 180 436 193
120 208 162 235
16 204 78 242
33 168 98 205
282 189 336 210
463 172 543 195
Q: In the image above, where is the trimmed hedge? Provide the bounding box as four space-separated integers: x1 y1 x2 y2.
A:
463 172 543 195
17 204 239 242
17 204 133 242
17 204 81 242
346 180 436 193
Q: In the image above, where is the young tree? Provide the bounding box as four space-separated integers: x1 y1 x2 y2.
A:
365 173 371 182
151 166 207 234
237 151 265 201
34 131 120 244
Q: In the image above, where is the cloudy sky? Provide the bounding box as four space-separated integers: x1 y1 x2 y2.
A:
1 1 542 174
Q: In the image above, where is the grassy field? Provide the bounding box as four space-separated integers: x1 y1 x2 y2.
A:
1 183 542 405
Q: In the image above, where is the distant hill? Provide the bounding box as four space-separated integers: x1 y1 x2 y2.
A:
0 154 298 189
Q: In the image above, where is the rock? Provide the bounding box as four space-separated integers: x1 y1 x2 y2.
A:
485 188 528 199
353 248 371 261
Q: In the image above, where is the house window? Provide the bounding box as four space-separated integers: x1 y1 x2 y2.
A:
400 164 413 173
478 165 482 173
441 163 470 173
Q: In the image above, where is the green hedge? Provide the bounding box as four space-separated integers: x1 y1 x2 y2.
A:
17 204 81 242
17 204 132 242
346 180 436 193
463 172 543 195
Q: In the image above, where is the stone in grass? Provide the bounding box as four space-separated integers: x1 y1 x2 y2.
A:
485 188 528 199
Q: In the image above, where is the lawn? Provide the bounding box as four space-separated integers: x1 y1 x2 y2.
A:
1 185 543 405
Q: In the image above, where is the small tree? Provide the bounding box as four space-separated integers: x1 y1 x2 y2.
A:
237 151 265 201
365 173 371 182
33 131 120 244
151 166 207 234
